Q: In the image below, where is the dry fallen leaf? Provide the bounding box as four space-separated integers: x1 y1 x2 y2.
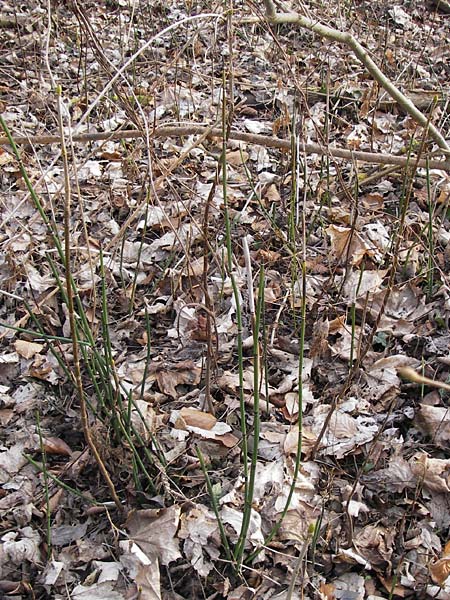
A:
225 149 249 165
353 524 394 570
416 404 450 448
326 224 376 266
152 360 202 399
175 407 216 430
120 540 162 600
14 340 44 359
430 555 450 586
409 453 450 493
178 504 220 576
41 436 72 456
126 506 182 566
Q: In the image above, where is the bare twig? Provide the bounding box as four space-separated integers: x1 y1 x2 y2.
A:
397 366 450 393
2 125 449 171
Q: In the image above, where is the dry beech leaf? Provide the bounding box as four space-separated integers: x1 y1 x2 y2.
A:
263 183 281 203
152 360 202 399
119 540 161 600
430 557 450 586
264 287 279 304
328 315 346 333
385 48 395 65
175 408 216 431
361 192 384 211
329 206 352 225
342 269 386 302
42 436 72 456
172 407 236 447
178 504 220 576
257 249 281 263
353 524 394 570
14 340 44 359
284 425 317 457
310 318 330 361
225 149 248 166
27 354 60 384
47 487 65 514
214 432 239 448
326 224 374 266
182 256 205 277
98 150 122 160
319 582 335 600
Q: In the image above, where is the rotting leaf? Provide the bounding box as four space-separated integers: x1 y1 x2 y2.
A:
151 360 202 399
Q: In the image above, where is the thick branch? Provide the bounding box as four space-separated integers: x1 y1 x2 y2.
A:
1 125 449 171
249 8 450 153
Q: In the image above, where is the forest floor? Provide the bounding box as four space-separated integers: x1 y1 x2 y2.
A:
1 0 450 598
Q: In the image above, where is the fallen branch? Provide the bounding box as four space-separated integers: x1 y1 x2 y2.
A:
257 0 450 153
1 125 449 171
296 87 448 113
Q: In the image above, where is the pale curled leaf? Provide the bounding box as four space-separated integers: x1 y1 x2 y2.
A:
430 557 450 586
1 526 41 566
